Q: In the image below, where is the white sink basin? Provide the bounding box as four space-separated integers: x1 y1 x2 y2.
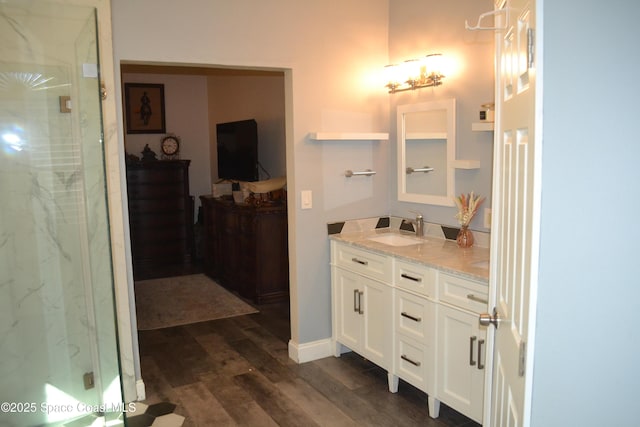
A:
367 234 423 247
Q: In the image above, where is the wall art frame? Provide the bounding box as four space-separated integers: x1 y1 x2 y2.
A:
124 83 166 134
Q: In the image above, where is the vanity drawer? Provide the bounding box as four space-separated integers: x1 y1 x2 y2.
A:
395 289 434 341
395 260 436 297
332 242 392 283
395 335 432 393
438 272 488 314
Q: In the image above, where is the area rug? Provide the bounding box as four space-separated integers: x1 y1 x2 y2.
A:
135 274 258 330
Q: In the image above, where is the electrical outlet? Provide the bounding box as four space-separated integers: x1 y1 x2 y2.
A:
484 208 492 229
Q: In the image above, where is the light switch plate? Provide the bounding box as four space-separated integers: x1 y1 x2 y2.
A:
301 190 312 209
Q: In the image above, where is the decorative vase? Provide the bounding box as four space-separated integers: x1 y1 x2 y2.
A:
456 225 474 248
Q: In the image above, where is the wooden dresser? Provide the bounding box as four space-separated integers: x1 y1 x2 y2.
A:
126 160 193 280
200 195 289 303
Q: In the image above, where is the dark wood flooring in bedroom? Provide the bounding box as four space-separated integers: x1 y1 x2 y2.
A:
137 302 481 427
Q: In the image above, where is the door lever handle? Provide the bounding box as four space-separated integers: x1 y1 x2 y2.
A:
479 307 502 329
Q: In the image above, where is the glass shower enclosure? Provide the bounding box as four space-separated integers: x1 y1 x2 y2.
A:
0 1 124 426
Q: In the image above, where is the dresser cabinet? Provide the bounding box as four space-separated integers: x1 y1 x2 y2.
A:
200 196 289 304
126 160 193 280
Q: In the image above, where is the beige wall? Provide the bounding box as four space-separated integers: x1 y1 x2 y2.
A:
111 0 390 357
122 73 211 220
207 73 286 182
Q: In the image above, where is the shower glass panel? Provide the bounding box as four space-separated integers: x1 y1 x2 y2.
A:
0 2 123 426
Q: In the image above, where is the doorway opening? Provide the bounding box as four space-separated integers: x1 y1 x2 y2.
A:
119 61 292 391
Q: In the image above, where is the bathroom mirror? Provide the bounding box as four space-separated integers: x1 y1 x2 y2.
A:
397 98 455 206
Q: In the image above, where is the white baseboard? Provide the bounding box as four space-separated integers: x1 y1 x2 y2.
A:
136 379 146 401
288 338 334 363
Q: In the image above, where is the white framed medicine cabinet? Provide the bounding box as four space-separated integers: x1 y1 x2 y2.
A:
397 98 456 206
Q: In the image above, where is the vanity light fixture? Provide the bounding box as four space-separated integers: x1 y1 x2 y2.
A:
385 53 445 94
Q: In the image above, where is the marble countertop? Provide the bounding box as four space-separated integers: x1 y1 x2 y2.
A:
329 229 490 283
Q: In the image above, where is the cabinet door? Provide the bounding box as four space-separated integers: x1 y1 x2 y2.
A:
437 304 486 423
361 277 392 369
333 267 362 352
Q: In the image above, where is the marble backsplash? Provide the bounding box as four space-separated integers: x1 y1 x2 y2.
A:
327 215 491 248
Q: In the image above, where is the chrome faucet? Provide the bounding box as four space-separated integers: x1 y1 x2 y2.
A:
409 211 424 237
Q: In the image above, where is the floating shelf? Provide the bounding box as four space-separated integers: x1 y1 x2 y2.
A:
472 122 494 131
451 160 481 169
309 132 389 141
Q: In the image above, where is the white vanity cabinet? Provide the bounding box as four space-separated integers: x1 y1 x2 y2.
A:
330 239 489 424
331 242 393 371
436 272 488 424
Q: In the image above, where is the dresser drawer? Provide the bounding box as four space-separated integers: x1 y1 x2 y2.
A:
395 289 434 342
126 167 185 184
438 272 488 314
127 182 186 199
332 242 391 283
128 197 188 213
395 260 436 297
130 225 188 242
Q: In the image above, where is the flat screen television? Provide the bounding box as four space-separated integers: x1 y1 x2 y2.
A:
216 119 258 182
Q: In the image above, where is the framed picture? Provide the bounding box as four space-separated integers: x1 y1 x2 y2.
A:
124 83 166 134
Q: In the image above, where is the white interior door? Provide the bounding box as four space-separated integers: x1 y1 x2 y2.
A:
485 0 541 425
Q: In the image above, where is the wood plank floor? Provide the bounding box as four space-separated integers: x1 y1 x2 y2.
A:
137 302 482 427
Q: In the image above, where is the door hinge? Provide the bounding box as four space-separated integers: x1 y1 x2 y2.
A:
83 371 95 390
527 28 535 69
518 341 526 377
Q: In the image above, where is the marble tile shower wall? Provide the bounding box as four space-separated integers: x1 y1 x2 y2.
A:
0 64 97 419
0 3 122 425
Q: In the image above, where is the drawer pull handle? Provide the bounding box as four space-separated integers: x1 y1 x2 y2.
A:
469 336 477 366
478 339 485 370
353 289 359 313
400 273 422 283
351 257 368 266
401 354 421 367
467 294 488 304
400 312 422 322
358 291 364 314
